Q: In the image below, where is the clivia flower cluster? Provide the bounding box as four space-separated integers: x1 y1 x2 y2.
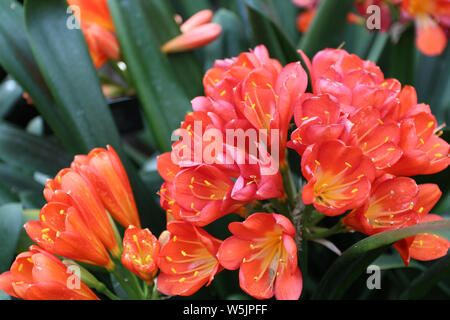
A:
0 45 448 300
156 44 449 300
294 0 450 56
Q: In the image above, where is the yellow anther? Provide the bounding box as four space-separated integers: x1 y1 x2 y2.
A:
193 271 199 277
27 258 33 264
427 121 434 128
133 235 138 243
204 180 212 186
179 277 186 283
220 90 226 96
315 160 321 166
41 228 50 233
166 256 173 262
357 174 365 179
301 116 309 121
168 200 175 205
18 264 23 272
265 113 272 119
384 137 389 143
250 103 256 109
433 143 441 148
418 207 424 213
387 148 395 151
345 162 352 168
41 215 46 222
59 210 64 215
181 250 187 257
377 119 384 125
171 268 177 274
242 258 247 263
351 188 359 194
250 244 255 249
251 81 257 87
434 153 443 157
210 194 216 199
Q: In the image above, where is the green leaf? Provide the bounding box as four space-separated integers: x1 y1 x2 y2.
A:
388 26 416 85
0 182 19 206
169 0 211 18
15 208 39 255
24 0 123 153
0 203 23 272
0 163 42 193
0 76 23 120
244 0 300 65
312 219 450 299
366 32 389 64
264 0 299 45
203 9 249 69
400 253 450 299
0 122 72 176
372 252 425 271
298 0 354 57
0 0 76 152
108 0 193 152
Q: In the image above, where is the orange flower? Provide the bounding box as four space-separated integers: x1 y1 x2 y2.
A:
44 168 120 256
67 0 120 67
121 226 160 284
301 140 376 216
162 10 222 53
72 145 141 229
343 175 422 234
25 201 113 269
402 0 449 56
157 221 222 296
0 246 98 300
218 213 302 300
394 214 450 266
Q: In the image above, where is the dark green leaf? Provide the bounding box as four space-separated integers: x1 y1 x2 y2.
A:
0 163 42 193
244 0 300 65
169 0 211 19
400 253 450 299
312 219 450 299
298 0 353 57
0 76 23 120
25 0 123 153
15 208 39 255
108 0 193 152
0 0 76 152
0 203 23 272
388 26 416 85
0 182 19 206
0 122 72 175
203 9 249 69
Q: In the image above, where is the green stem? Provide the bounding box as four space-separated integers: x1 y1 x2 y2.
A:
280 160 298 212
96 283 121 300
110 263 145 300
303 220 346 240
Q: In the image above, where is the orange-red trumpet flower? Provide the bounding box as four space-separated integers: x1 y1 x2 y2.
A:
157 221 222 296
72 145 141 229
121 226 160 284
162 10 222 53
67 0 120 68
25 201 114 269
218 213 302 300
0 246 98 300
44 168 120 256
301 140 376 216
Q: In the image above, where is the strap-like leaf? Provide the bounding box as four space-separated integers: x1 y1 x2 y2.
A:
312 219 450 299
